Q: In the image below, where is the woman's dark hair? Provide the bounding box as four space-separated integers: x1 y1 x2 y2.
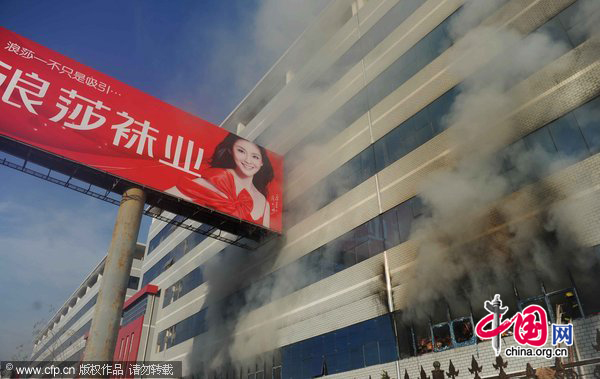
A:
210 134 275 197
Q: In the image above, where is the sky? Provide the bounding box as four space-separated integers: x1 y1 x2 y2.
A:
0 0 326 360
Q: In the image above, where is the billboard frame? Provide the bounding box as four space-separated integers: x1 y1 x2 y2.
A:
0 26 284 235
0 135 273 246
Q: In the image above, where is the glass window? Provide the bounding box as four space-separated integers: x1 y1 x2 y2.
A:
574 96 600 154
367 218 385 256
524 126 557 154
565 6 598 46
428 19 452 55
536 18 573 48
312 357 325 377
374 136 391 173
165 326 176 349
320 242 340 274
163 258 174 271
353 220 369 247
363 319 378 344
411 197 425 218
348 323 364 349
549 113 589 159
142 232 207 286
359 0 425 54
349 346 363 370
324 353 338 374
286 146 376 228
172 281 183 302
147 215 186 255
333 249 350 273
411 118 434 150
127 275 140 290
368 55 410 107
382 208 400 250
330 91 370 134
378 339 398 363
396 203 413 244
323 333 335 354
354 241 370 263
359 146 376 181
156 330 165 352
384 127 407 169
501 139 526 172
428 87 458 133
312 335 325 358
335 329 349 351
363 341 380 366
336 349 351 373
367 9 458 110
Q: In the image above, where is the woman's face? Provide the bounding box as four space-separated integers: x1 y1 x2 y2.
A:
232 139 263 177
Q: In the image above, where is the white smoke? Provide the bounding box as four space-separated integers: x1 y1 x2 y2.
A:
402 0 600 319
186 1 330 374
189 0 600 374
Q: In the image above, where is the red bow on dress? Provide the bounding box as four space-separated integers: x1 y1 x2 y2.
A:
177 168 255 221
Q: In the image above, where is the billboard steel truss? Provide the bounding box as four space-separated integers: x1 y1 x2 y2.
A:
0 136 262 250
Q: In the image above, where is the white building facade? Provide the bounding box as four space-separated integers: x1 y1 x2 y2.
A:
32 0 600 378
29 244 146 364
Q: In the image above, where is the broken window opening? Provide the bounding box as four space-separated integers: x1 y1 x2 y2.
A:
452 317 475 345
548 288 582 323
519 295 550 315
521 287 583 324
432 323 452 352
413 323 432 355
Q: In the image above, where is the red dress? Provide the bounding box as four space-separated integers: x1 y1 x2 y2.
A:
177 168 265 225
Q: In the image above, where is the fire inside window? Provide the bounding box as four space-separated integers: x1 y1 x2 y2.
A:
519 288 582 324
412 316 477 355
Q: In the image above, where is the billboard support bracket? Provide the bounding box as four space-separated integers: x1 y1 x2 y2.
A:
0 150 270 249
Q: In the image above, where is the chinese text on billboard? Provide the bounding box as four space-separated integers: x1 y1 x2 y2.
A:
0 27 283 232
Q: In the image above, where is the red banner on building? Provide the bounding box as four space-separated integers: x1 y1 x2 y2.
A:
0 27 283 232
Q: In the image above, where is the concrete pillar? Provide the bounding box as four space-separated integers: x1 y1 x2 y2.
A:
83 187 146 361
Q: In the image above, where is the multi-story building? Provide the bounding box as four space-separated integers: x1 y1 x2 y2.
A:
31 0 600 378
29 243 147 363
142 0 600 377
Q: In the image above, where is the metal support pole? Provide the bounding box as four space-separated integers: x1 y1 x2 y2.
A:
83 187 146 362
383 251 402 379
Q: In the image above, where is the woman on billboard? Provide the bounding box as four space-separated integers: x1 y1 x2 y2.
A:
167 135 274 228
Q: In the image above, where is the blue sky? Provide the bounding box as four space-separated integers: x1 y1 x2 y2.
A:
0 0 325 359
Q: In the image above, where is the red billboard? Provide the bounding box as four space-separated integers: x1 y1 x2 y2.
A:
0 27 283 233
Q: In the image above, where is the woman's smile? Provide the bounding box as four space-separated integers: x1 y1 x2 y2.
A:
232 139 263 177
